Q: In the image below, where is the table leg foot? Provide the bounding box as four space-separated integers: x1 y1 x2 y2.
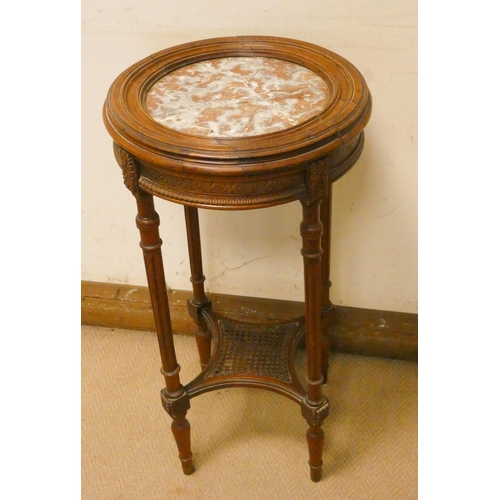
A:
307 425 324 482
172 415 194 475
301 398 329 482
161 389 194 475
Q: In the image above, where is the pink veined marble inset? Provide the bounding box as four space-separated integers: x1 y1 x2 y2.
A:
145 57 330 138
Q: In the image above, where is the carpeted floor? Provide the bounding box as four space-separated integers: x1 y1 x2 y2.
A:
82 325 417 499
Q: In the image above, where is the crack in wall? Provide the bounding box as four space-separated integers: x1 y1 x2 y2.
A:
209 255 269 282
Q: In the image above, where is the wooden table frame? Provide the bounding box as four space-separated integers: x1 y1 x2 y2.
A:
103 36 371 482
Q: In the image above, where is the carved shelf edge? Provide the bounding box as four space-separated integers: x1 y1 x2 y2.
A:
185 310 307 403
138 176 306 210
132 133 365 209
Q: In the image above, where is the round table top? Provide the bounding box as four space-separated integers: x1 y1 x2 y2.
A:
145 57 330 138
103 36 371 209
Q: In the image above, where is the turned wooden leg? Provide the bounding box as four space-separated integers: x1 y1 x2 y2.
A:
161 388 194 475
320 183 334 384
184 206 212 369
307 425 325 482
172 413 193 475
300 195 330 482
135 189 194 475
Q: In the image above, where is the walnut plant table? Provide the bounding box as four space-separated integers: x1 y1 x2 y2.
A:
103 36 371 482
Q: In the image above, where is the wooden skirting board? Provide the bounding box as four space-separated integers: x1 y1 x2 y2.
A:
81 281 417 362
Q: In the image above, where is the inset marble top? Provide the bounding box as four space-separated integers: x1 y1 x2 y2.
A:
145 57 330 138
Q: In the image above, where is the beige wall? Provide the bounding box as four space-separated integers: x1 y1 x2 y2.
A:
82 0 417 313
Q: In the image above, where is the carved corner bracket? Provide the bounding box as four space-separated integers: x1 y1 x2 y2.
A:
113 142 141 195
303 157 330 207
301 398 330 426
187 297 212 323
161 388 191 418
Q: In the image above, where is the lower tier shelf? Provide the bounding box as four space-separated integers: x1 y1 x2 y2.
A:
185 309 307 403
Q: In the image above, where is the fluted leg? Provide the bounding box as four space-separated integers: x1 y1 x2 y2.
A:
135 189 194 475
320 183 334 383
184 206 212 369
300 197 330 482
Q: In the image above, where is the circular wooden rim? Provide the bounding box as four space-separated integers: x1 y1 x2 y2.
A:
103 36 371 174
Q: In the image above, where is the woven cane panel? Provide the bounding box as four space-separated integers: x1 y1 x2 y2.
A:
205 320 299 382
